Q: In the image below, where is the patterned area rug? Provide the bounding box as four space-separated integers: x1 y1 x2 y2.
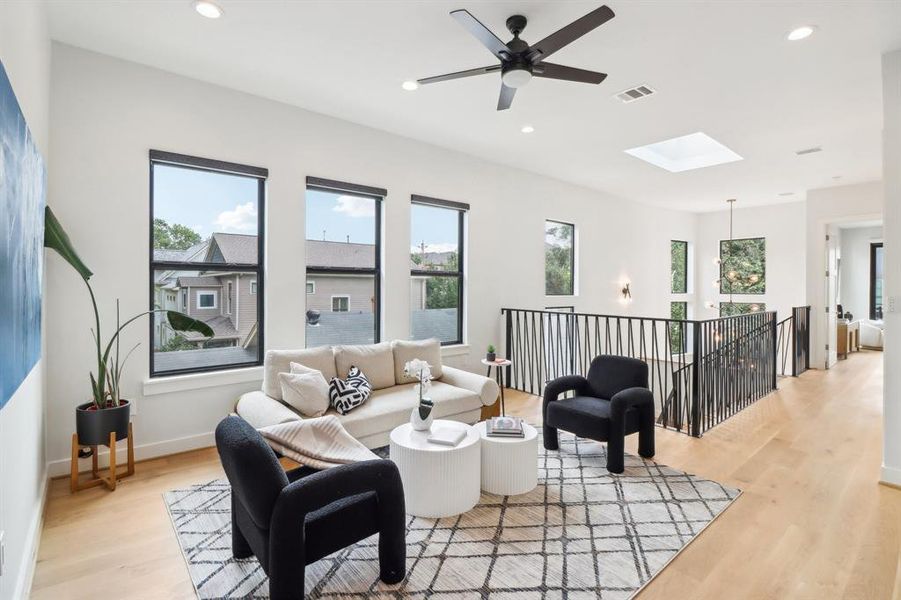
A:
165 433 740 599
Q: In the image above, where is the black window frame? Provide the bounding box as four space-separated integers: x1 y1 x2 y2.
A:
545 219 576 296
148 150 267 377
410 195 467 346
671 240 689 294
304 176 385 347
870 242 884 320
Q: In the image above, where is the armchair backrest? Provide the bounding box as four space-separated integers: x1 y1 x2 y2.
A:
215 416 289 529
586 355 649 399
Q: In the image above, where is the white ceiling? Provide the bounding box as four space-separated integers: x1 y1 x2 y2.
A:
46 1 901 212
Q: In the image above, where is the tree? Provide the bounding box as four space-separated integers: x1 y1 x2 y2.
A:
671 241 687 293
153 218 201 250
425 252 459 309
720 238 766 294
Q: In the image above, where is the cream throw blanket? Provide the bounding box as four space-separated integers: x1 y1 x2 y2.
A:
257 415 379 469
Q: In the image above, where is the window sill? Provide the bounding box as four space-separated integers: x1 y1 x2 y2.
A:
143 365 263 397
441 344 470 358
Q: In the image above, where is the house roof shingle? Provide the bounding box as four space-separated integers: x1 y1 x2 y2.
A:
306 239 375 269
176 276 222 287
207 233 258 264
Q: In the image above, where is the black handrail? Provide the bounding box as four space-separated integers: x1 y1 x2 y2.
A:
501 307 785 437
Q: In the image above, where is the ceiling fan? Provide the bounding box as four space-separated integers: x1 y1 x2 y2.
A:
417 5 615 111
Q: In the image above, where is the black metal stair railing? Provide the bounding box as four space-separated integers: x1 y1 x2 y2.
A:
500 307 809 437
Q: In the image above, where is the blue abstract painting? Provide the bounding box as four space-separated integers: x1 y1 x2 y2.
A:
0 59 46 410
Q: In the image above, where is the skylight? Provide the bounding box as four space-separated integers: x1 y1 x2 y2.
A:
624 132 743 173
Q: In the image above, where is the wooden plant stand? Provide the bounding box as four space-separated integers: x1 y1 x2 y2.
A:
70 422 135 493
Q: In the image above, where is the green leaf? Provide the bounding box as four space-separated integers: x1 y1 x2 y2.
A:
167 311 214 338
44 206 93 280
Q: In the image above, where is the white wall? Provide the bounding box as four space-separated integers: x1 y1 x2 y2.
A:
882 48 901 487
45 44 696 473
805 182 884 369
0 3 50 599
838 225 883 320
695 202 807 321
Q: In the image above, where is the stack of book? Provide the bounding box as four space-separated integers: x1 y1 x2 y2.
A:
486 416 525 438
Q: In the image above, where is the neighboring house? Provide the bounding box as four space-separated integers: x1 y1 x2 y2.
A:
154 233 259 351
153 239 209 347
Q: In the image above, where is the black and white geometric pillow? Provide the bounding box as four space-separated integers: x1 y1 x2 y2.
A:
329 366 372 415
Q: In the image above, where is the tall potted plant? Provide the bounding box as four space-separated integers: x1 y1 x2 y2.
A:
44 207 213 446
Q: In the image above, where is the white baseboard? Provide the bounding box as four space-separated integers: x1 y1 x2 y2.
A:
881 464 901 487
13 468 48 600
47 431 215 478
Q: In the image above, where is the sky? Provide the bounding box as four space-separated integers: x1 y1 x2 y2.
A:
153 164 459 252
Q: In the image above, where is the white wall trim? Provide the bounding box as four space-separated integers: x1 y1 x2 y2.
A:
881 464 901 487
12 470 48 600
47 430 215 478
143 365 263 396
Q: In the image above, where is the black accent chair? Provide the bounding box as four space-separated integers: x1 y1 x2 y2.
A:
214 416 406 599
543 355 655 474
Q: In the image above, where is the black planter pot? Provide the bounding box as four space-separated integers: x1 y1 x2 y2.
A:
76 400 131 446
486 352 496 362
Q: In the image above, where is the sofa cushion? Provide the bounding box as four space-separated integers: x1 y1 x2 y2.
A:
336 381 481 441
329 366 373 415
334 342 395 390
392 338 443 384
263 347 337 400
278 371 330 417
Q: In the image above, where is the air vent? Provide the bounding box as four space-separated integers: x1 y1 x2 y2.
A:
796 146 822 155
614 84 656 103
778 192 795 197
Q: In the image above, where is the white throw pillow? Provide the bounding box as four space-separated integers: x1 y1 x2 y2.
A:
334 342 396 390
263 347 337 400
392 338 443 384
277 371 330 418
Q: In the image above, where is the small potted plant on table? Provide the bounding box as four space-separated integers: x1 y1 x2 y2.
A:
486 344 497 362
404 359 434 431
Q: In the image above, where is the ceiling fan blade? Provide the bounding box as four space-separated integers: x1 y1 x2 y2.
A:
451 9 512 60
418 65 501 85
533 62 607 84
497 83 516 111
527 5 615 64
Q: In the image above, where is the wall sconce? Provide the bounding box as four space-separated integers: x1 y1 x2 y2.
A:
621 282 632 302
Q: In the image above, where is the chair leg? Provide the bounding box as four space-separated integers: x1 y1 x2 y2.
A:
230 496 253 560
606 434 625 474
268 568 305 600
378 531 406 584
638 408 656 459
543 424 559 450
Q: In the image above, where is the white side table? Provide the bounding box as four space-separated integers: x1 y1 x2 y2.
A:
475 421 538 496
389 420 481 518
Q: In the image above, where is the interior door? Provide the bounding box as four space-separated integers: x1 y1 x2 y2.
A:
824 230 839 368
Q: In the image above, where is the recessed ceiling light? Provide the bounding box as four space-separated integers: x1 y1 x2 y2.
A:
193 0 223 19
402 80 419 91
787 25 815 41
521 124 535 134
832 175 843 180
624 132 743 173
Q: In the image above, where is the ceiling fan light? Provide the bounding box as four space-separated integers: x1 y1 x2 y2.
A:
502 67 532 89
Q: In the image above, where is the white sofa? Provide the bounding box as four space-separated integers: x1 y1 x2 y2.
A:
235 340 499 448
860 320 885 349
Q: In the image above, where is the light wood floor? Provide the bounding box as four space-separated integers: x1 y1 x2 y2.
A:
32 351 900 599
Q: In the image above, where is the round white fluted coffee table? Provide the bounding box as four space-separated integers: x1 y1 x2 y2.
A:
389 420 481 518
475 421 539 496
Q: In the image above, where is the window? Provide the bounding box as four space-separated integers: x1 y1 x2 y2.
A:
410 196 467 345
720 302 766 317
197 291 217 309
331 295 350 312
870 242 884 319
250 280 257 295
671 240 688 293
305 177 384 348
546 220 575 296
669 301 688 353
150 150 266 376
720 237 765 295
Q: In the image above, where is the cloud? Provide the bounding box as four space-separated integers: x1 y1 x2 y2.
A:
214 202 257 233
333 195 374 218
